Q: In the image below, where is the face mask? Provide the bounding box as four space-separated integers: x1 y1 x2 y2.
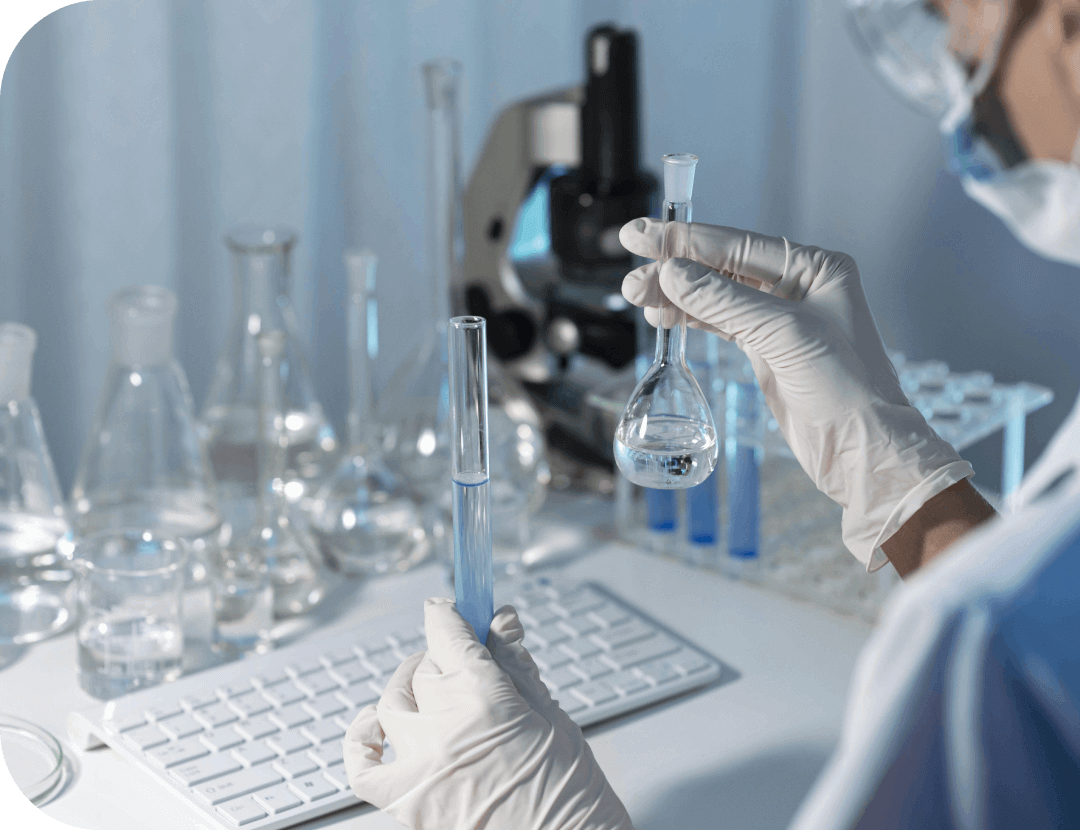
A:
948 121 1080 268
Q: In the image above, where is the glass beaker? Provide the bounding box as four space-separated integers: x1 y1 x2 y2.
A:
228 330 324 620
75 529 186 699
614 153 718 489
310 251 427 575
200 228 338 545
0 324 75 646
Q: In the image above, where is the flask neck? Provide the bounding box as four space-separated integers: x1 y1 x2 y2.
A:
654 319 687 367
255 333 289 526
0 323 35 403
346 290 376 451
231 247 293 324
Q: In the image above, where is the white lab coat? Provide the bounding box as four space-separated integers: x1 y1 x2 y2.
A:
789 393 1080 829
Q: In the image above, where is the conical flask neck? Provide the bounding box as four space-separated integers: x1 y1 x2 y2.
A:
226 229 297 328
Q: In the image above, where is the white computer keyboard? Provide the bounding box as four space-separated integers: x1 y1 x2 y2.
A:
68 579 722 829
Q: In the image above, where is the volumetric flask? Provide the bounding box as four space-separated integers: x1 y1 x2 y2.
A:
449 316 493 645
226 330 323 621
200 228 338 545
310 251 427 575
0 324 75 645
614 153 718 489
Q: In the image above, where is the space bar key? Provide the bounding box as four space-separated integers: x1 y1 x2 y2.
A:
193 765 284 805
602 635 681 670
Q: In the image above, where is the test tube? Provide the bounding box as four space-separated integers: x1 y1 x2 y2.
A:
726 378 762 562
448 316 494 644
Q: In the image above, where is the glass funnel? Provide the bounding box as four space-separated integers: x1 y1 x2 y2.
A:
231 330 324 619
0 323 75 646
614 154 718 489
71 287 222 542
309 251 427 575
200 228 338 546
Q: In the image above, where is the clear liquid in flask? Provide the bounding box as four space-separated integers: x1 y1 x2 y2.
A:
615 416 717 489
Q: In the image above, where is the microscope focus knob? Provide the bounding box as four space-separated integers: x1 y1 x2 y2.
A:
546 317 581 356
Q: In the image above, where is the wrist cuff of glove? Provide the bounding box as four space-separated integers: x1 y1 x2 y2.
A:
862 460 975 572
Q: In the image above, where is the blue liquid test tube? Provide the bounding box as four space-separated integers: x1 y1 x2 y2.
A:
448 316 494 644
726 380 761 560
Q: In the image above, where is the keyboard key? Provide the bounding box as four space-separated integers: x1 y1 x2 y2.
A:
144 703 184 722
636 658 681 685
216 681 256 699
215 797 267 826
301 719 344 745
268 729 313 756
329 661 373 686
308 741 344 769
336 684 380 708
232 740 278 768
511 588 550 608
200 726 246 753
322 764 350 791
147 737 209 768
333 708 362 731
227 693 273 719
593 620 654 651
606 670 649 696
157 713 204 740
363 650 402 676
589 604 631 628
170 752 243 786
273 753 319 780
355 636 391 657
289 772 338 802
269 703 313 731
558 617 600 638
531 647 571 671
367 677 388 696
550 588 605 617
251 668 290 688
286 657 325 678
531 624 570 648
571 680 618 707
570 657 613 681
253 784 304 814
600 635 680 671
294 670 340 697
181 690 221 711
107 711 147 733
542 667 582 691
302 694 346 720
194 703 240 730
519 605 561 627
320 646 360 667
235 715 279 741
195 764 283 804
559 638 603 660
673 650 712 675
560 697 587 715
123 724 169 751
261 681 308 708
388 627 425 649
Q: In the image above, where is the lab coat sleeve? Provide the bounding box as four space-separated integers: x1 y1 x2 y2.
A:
788 494 1080 830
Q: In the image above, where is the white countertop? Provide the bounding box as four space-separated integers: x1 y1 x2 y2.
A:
1 541 874 830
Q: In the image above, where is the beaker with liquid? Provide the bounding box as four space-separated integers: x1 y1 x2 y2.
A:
614 153 718 489
200 228 338 545
0 323 75 646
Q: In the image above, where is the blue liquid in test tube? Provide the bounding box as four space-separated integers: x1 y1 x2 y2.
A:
448 317 494 644
687 468 720 545
727 380 761 559
645 489 677 532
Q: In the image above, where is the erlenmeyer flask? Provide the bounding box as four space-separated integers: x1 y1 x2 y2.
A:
71 286 222 541
310 251 427 575
0 323 76 645
614 153 718 488
233 330 324 619
200 228 338 545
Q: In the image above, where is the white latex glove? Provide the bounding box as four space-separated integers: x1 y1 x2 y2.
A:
620 218 974 570
343 598 634 830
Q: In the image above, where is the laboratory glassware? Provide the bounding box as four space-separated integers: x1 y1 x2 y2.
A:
200 227 338 545
69 287 219 646
726 357 763 564
0 323 75 645
614 153 718 489
75 529 187 699
310 251 427 575
685 327 723 558
0 714 65 805
449 316 493 644
228 330 324 620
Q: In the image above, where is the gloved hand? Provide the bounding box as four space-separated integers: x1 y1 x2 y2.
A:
343 598 634 830
620 218 974 570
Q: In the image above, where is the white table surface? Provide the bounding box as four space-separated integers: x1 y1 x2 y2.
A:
1 542 874 830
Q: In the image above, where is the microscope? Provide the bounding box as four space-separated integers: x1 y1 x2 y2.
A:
460 25 658 487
